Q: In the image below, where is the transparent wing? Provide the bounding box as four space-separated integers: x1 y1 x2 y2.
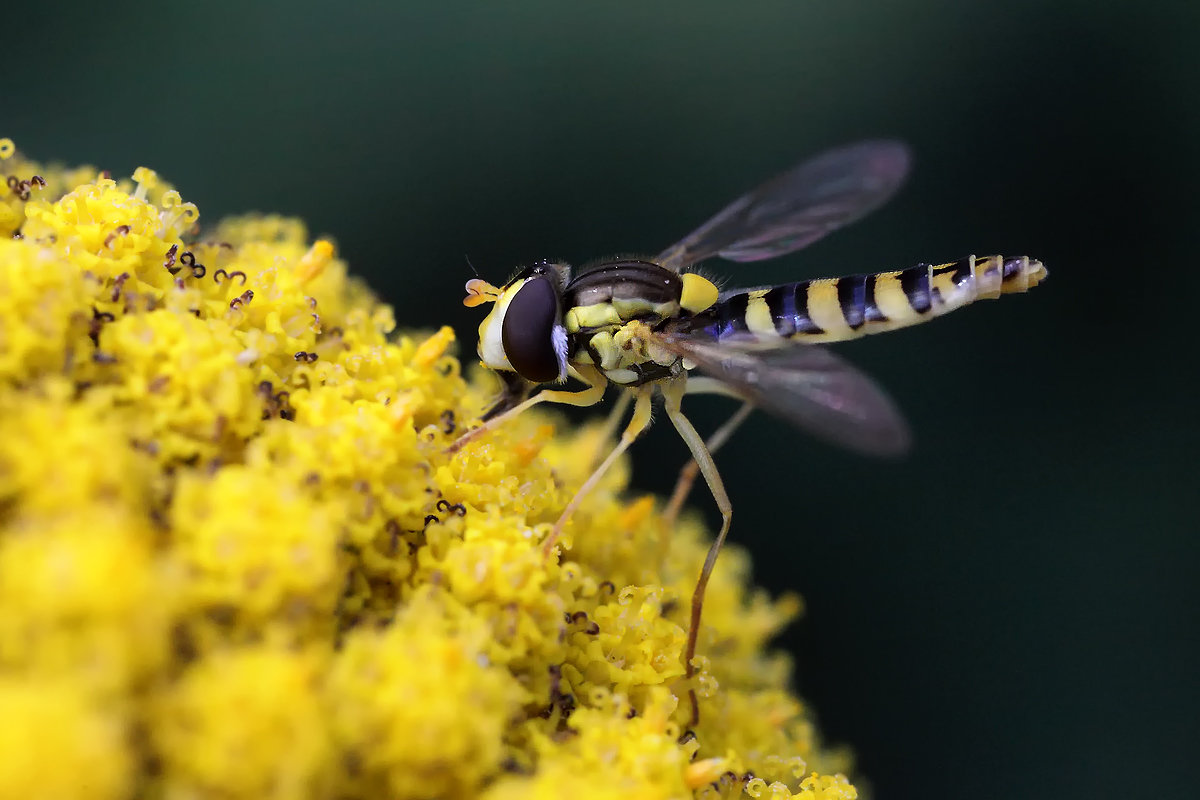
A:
658 333 912 456
656 140 910 272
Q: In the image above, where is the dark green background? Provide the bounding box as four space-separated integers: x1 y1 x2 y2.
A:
9 2 1197 798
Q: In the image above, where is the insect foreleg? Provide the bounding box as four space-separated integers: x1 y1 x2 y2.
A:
448 364 608 453
660 378 733 728
542 386 654 558
480 370 532 421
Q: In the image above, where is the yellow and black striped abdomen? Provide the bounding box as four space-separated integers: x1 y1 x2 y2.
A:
686 255 1046 345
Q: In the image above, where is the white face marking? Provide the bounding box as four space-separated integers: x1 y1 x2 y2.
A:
550 324 568 382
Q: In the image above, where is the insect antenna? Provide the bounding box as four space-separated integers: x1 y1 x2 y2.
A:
463 253 482 279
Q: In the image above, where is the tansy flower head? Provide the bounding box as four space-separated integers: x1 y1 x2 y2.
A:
0 139 856 800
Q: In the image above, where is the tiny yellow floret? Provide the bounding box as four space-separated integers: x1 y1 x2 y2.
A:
686 758 732 789
297 238 336 283
414 324 456 368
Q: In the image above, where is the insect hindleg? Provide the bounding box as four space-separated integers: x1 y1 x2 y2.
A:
542 386 654 558
660 378 732 727
662 401 753 529
449 364 608 453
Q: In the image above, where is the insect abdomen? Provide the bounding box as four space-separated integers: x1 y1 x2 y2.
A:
700 255 1046 344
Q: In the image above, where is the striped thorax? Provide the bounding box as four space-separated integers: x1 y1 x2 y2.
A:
562 258 719 386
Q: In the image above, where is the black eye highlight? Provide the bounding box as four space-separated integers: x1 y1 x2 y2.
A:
502 276 562 383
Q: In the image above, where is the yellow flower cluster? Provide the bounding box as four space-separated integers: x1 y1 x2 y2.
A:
0 137 858 800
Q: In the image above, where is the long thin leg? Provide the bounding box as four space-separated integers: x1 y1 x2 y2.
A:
660 378 732 728
448 365 608 453
542 387 653 558
662 402 753 530
590 390 633 470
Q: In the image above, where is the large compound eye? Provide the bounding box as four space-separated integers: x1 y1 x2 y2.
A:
501 275 562 383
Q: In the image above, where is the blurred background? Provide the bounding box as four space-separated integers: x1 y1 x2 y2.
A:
8 2 1197 798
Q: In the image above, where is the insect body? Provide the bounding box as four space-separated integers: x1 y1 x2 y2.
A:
456 140 1045 725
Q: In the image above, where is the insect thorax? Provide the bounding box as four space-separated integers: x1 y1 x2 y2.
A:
562 258 685 386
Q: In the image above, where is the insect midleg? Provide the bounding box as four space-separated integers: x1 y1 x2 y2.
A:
588 390 633 471
660 378 732 728
542 387 654 558
448 364 608 452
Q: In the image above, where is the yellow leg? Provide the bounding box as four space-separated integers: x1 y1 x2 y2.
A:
662 402 753 529
448 365 607 453
542 387 653 558
660 378 732 729
590 390 633 470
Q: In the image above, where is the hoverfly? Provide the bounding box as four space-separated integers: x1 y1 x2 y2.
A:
454 140 1045 724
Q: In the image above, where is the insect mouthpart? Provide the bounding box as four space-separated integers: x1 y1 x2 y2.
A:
463 278 502 308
